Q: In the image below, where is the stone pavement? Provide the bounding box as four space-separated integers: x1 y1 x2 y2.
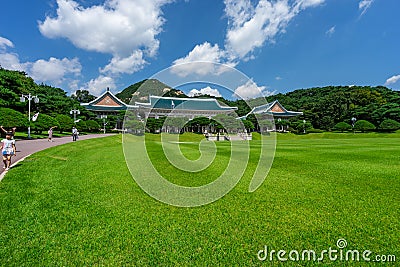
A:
0 133 115 180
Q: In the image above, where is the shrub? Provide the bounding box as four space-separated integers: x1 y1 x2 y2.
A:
85 120 101 132
32 114 60 134
292 120 313 134
0 107 28 128
354 120 376 132
55 114 74 133
76 120 88 132
334 122 352 132
379 119 400 132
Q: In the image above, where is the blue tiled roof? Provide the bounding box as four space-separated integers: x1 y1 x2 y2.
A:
137 96 237 111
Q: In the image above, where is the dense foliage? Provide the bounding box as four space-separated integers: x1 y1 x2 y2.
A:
0 68 103 134
0 107 28 128
1 67 399 134
265 86 400 130
379 119 400 132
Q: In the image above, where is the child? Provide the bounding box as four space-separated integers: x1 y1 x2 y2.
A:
1 132 16 171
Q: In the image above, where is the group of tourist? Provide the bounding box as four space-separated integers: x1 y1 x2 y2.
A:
1 126 80 171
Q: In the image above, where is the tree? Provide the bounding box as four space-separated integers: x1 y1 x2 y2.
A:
379 119 400 132
291 120 313 134
334 122 352 133
85 120 101 132
242 120 255 132
354 120 376 132
124 119 145 135
71 90 96 103
258 119 274 133
0 107 28 128
145 117 164 133
31 114 60 134
163 117 187 133
55 114 74 133
76 120 88 132
187 117 211 133
212 114 241 133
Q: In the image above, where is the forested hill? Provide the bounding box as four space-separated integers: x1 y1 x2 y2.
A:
263 85 400 130
115 79 186 104
0 67 77 115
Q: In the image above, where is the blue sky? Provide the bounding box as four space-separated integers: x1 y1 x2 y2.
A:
0 0 399 99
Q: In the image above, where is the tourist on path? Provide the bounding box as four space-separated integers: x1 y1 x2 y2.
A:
72 127 78 141
1 132 16 171
48 126 57 142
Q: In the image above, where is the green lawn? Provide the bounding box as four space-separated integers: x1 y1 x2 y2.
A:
0 133 399 266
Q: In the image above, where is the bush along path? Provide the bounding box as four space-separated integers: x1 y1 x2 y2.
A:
0 133 115 180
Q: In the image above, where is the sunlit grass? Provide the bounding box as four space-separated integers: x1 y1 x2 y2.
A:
0 133 399 266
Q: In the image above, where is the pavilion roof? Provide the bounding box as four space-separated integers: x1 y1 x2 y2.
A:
244 100 303 118
81 88 137 111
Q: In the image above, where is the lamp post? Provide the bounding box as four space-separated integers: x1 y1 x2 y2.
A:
70 109 81 124
20 93 39 139
101 115 108 134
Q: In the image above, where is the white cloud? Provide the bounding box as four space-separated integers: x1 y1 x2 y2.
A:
0 53 25 70
170 0 324 77
188 86 222 97
174 42 224 63
275 76 282 80
0 49 81 86
233 79 275 100
224 0 325 60
170 42 236 76
385 75 400 86
359 0 374 17
326 25 335 37
0 37 14 51
28 57 81 84
39 0 171 75
0 35 82 87
100 50 146 74
81 75 116 95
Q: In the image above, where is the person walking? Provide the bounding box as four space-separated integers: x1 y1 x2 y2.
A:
72 127 78 141
48 126 57 142
1 132 16 171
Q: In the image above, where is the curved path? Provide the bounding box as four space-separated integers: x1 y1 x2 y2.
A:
0 134 115 181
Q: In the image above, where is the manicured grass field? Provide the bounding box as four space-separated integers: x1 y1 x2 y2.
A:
0 133 399 266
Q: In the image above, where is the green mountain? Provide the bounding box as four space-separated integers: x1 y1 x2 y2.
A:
115 79 187 104
265 85 400 129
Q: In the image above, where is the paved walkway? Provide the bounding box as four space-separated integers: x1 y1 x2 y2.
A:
0 134 115 180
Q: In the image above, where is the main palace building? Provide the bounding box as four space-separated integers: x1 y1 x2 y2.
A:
81 87 302 131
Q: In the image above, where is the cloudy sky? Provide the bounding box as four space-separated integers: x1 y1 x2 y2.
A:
0 0 399 99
